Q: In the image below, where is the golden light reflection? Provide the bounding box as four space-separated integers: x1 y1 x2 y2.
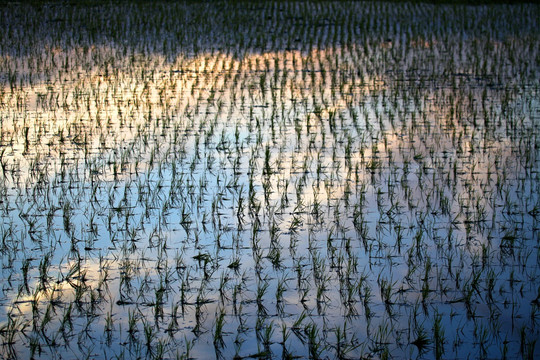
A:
0 45 386 189
7 259 106 318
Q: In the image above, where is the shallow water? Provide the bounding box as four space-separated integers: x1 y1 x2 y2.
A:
0 1 539 359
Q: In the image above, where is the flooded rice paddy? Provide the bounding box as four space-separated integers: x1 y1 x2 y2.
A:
0 1 539 359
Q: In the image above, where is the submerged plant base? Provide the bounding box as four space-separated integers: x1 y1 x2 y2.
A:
0 1 539 359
